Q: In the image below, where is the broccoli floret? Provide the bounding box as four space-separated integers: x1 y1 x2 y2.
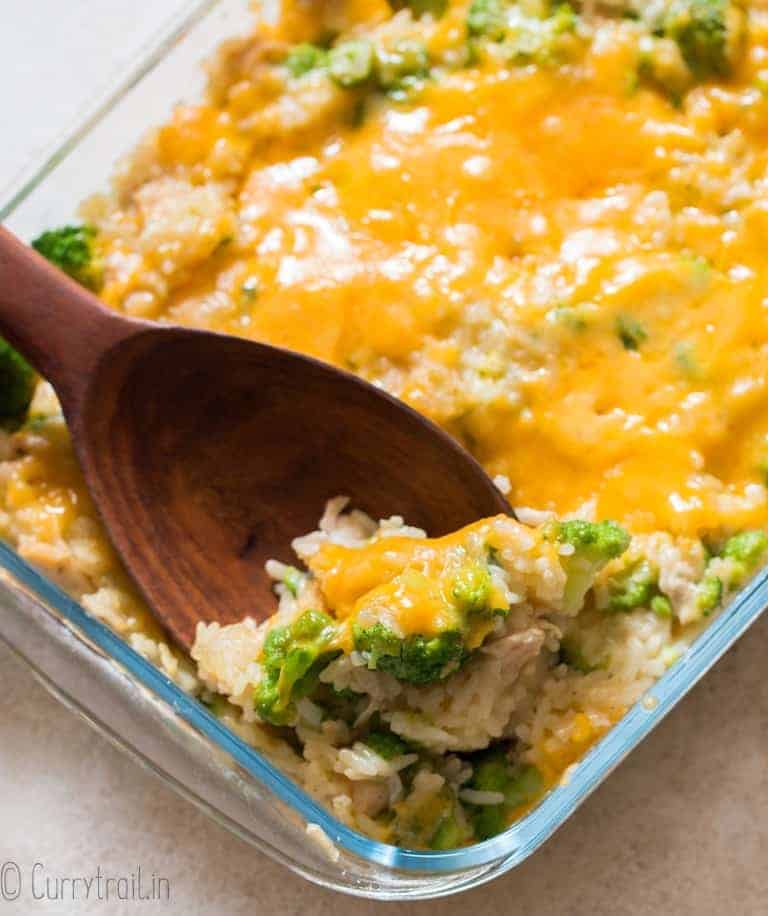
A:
328 40 375 88
375 38 430 93
464 0 583 73
255 609 340 725
0 341 35 430
504 763 543 806
470 747 514 793
469 804 507 841
606 559 657 612
661 0 744 79
616 314 648 351
353 622 465 684
285 43 328 77
550 520 631 613
468 0 579 62
651 594 673 618
429 811 467 850
395 786 470 849
364 730 411 760
722 529 768 566
465 747 543 841
467 0 508 39
31 225 103 291
503 5 579 65
721 529 768 585
290 608 333 640
550 2 578 35
695 574 723 615
451 561 494 615
349 557 502 684
279 565 304 597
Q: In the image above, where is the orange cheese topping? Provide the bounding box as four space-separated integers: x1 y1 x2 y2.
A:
95 2 768 545
308 516 502 634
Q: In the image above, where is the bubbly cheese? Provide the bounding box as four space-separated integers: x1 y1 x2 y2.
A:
89 1 768 544
309 517 504 633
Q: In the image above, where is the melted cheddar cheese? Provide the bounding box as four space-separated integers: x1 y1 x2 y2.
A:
87 0 768 544
308 515 521 637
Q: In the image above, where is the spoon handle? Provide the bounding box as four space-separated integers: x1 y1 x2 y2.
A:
0 226 135 410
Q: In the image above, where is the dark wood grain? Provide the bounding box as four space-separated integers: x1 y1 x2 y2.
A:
0 226 510 648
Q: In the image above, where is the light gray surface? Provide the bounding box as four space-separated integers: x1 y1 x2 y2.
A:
0 4 766 913
0 0 192 198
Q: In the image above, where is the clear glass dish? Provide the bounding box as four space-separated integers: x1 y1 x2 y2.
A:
2 0 767 900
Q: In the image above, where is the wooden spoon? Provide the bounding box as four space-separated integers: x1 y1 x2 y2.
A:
0 226 510 648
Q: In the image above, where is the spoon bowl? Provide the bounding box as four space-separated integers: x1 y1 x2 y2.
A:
0 227 509 648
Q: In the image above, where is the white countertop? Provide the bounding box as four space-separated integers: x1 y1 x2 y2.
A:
1 4 767 913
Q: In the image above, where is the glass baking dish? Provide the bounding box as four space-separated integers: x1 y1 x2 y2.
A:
2 0 768 900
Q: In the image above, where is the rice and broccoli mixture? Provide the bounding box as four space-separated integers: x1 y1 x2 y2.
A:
5 0 768 848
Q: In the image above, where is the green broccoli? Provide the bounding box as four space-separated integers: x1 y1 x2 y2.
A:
695 573 723 615
285 43 328 77
255 609 340 725
469 802 507 841
465 747 543 841
328 39 375 88
395 786 470 849
722 529 768 566
504 6 579 65
0 341 35 430
720 529 768 585
616 314 648 351
353 622 465 685
604 557 675 617
429 810 467 850
450 561 494 616
469 747 514 794
660 0 744 79
467 0 508 39
364 730 411 760
606 559 657 612
375 38 430 93
549 2 578 35
279 565 304 598
549 519 631 613
31 224 103 291
650 594 673 618
468 0 579 63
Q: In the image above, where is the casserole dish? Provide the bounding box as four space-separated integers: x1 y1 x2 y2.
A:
2 0 767 899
